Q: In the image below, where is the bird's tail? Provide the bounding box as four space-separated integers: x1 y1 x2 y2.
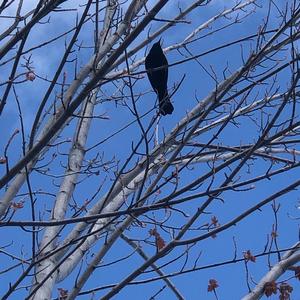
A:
158 90 174 116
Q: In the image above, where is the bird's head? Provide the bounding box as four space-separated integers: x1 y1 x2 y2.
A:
151 38 163 52
154 38 162 47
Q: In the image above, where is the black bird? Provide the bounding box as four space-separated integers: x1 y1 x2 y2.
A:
145 40 174 116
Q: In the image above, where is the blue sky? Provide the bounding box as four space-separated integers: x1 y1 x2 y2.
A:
0 1 300 299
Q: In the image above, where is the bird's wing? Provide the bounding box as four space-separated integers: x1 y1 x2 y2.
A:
145 57 157 90
160 55 168 87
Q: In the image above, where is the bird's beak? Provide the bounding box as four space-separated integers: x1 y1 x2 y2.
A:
158 37 162 44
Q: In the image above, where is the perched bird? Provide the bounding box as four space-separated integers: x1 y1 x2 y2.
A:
145 40 174 116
